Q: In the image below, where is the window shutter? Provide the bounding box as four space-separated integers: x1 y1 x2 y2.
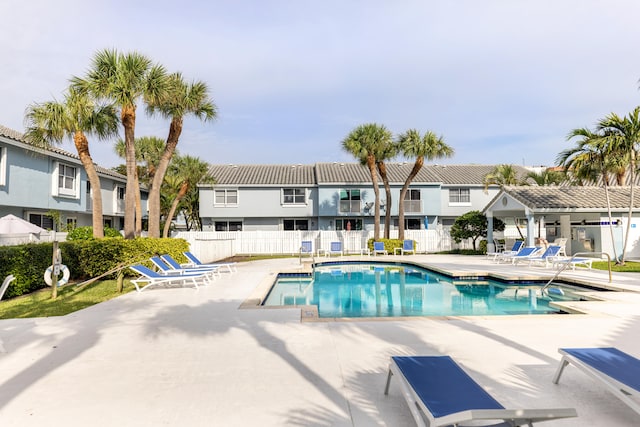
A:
51 161 59 196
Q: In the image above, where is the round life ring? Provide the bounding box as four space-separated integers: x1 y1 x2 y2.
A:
44 264 70 287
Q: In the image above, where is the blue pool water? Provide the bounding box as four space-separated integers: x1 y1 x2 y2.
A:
263 262 582 318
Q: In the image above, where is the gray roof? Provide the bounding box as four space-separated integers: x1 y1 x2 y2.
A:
205 164 316 186
206 162 530 186
0 124 126 180
499 185 640 210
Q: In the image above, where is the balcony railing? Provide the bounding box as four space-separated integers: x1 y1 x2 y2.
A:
403 200 421 213
339 201 361 213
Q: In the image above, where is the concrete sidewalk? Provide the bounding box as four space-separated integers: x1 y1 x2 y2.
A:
1 255 639 426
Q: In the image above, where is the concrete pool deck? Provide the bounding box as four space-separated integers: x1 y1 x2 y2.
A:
1 254 639 426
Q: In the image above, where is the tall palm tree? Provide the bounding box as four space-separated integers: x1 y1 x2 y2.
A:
596 106 640 264
162 155 212 237
146 73 217 238
396 129 453 241
342 123 393 240
71 49 168 238
24 88 119 238
375 141 399 239
115 136 167 233
559 127 620 262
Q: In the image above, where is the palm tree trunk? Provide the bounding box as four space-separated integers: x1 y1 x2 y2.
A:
163 181 188 237
134 169 142 236
74 132 104 238
377 162 392 239
398 157 424 241
122 106 137 239
366 155 381 240
149 117 183 238
621 151 636 264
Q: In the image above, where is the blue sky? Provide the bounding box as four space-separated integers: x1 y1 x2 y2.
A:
2 0 640 169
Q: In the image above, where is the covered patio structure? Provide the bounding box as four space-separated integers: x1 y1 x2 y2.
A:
484 186 640 259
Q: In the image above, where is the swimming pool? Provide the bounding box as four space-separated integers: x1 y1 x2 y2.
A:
262 262 585 318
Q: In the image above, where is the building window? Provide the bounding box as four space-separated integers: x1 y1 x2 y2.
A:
53 162 79 198
66 217 77 230
114 185 125 213
403 189 421 213
449 188 470 204
339 189 361 213
215 189 238 206
104 218 113 228
282 188 306 205
405 218 421 230
0 146 6 186
28 213 54 230
215 221 242 231
335 218 362 231
283 219 308 230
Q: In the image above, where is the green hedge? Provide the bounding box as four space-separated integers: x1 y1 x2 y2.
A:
367 238 416 254
0 238 190 300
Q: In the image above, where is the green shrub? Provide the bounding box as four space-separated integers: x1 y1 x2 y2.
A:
0 237 190 299
67 226 122 241
367 238 416 254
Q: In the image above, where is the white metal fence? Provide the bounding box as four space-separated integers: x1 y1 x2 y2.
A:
0 232 68 246
174 227 473 257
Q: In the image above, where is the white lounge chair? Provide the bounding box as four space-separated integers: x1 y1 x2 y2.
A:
129 265 208 292
552 256 594 270
182 251 237 273
385 355 577 427
553 347 640 415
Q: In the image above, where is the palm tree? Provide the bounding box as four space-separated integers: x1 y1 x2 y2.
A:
396 129 453 241
375 142 399 239
596 106 640 264
24 88 119 238
71 49 168 238
526 168 566 186
342 123 393 240
146 73 217 238
559 127 621 262
162 155 212 237
483 164 524 191
115 136 167 234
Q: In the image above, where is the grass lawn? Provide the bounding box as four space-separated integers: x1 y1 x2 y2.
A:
592 260 640 273
0 280 136 319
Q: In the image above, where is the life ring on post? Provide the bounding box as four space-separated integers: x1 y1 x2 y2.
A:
44 264 70 287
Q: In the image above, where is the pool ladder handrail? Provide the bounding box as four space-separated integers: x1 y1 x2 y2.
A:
299 245 315 265
541 251 611 295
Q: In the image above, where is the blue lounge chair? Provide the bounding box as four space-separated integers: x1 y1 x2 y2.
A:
373 241 387 256
149 256 217 284
553 347 640 415
129 265 207 292
552 256 594 270
299 241 314 257
398 239 415 255
182 251 237 273
488 240 523 261
515 245 561 267
385 355 577 427
325 241 343 257
499 246 540 264
159 255 221 279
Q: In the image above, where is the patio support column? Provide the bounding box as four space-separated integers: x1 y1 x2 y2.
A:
526 210 536 247
560 214 571 255
486 210 494 253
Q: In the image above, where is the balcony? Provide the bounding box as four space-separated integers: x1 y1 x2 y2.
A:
339 200 361 214
403 200 421 213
